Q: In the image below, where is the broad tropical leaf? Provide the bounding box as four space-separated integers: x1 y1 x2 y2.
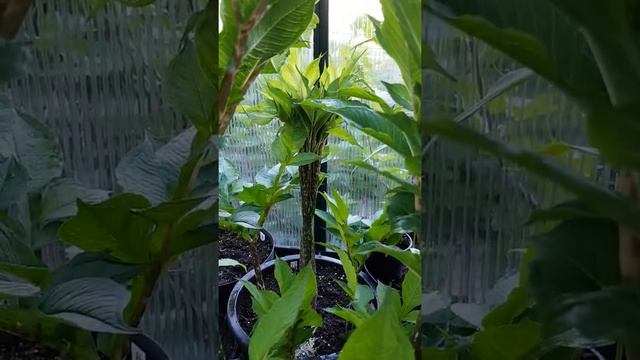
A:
39 278 138 334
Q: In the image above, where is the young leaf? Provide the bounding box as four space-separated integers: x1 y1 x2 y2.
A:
338 285 413 360
165 40 214 134
58 194 154 264
248 264 318 360
273 257 295 294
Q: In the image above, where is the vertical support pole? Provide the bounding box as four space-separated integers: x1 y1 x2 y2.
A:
313 0 329 254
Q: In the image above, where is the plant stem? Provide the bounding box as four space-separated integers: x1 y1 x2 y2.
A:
299 158 321 270
218 0 269 135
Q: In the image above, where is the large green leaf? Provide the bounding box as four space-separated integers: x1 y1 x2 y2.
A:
313 99 418 158
423 119 640 229
370 0 421 98
47 252 142 289
529 218 620 307
165 40 215 134
0 222 47 284
426 0 605 99
248 264 319 360
0 97 63 192
37 178 111 227
338 285 414 360
0 277 40 297
471 323 542 360
550 285 640 345
355 242 421 276
39 278 138 334
115 140 174 205
58 194 153 264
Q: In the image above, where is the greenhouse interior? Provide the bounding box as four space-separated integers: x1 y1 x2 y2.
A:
0 0 639 359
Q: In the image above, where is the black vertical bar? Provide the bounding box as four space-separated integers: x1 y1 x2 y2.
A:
313 0 329 254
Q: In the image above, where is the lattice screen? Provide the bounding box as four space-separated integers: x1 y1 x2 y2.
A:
422 15 615 303
4 1 216 359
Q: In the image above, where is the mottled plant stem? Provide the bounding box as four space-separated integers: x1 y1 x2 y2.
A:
299 158 321 271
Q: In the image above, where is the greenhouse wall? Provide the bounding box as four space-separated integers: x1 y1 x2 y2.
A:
4 1 216 359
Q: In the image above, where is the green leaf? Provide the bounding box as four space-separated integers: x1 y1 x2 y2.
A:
423 119 640 229
248 264 318 360
483 286 532 327
587 101 640 170
194 4 217 81
338 284 413 360
426 0 604 99
58 194 154 264
0 156 28 207
328 127 360 147
48 252 142 289
219 258 247 272
314 99 418 158
0 221 47 284
381 82 413 111
273 257 295 294
115 140 175 206
0 278 40 297
132 197 208 224
37 178 110 227
39 278 138 334
401 270 421 315
450 303 488 329
165 40 214 134
349 160 418 194
471 323 542 360
370 0 420 97
322 243 358 297
527 199 599 224
0 98 63 192
529 218 620 307
288 152 320 166
550 286 640 346
325 306 368 328
243 280 280 318
355 242 420 276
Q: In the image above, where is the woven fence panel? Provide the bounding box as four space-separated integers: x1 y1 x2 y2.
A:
422 15 614 303
5 1 217 359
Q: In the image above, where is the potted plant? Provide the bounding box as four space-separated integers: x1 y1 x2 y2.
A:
0 46 168 357
424 0 640 358
315 189 415 288
218 139 318 311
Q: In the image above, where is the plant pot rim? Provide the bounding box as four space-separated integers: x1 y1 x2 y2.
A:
219 228 276 287
227 253 370 358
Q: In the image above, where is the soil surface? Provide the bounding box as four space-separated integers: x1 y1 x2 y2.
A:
0 336 63 360
237 260 351 358
219 229 273 285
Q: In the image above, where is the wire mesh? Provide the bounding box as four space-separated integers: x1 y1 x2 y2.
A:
423 14 615 303
4 1 217 358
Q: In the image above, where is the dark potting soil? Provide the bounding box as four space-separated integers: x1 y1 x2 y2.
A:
237 261 351 358
367 234 412 290
0 337 63 360
219 229 273 285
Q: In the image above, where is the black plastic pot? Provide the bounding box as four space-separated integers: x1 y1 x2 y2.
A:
219 229 276 315
364 233 413 286
129 334 170 360
227 254 375 359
